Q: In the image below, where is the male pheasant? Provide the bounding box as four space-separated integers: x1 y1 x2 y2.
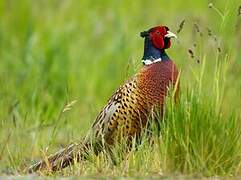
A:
28 25 179 172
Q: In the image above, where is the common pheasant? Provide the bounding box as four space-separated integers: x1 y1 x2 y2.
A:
28 25 179 172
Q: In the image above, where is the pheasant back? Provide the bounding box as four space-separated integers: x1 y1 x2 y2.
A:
91 60 179 145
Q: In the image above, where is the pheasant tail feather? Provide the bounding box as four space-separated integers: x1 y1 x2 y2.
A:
28 142 91 173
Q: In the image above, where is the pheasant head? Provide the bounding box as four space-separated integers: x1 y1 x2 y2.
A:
140 26 177 64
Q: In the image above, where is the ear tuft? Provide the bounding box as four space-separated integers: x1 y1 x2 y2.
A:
140 31 149 38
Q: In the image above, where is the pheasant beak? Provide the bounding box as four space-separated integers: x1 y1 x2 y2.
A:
164 31 177 38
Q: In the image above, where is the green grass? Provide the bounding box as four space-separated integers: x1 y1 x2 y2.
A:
0 0 241 178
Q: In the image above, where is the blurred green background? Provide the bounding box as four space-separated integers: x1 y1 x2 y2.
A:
0 0 240 174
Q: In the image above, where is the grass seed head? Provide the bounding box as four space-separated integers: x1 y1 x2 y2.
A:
177 20 185 34
208 3 213 9
188 48 195 59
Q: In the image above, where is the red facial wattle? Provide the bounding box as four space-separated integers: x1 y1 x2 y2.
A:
149 26 171 50
149 31 165 49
